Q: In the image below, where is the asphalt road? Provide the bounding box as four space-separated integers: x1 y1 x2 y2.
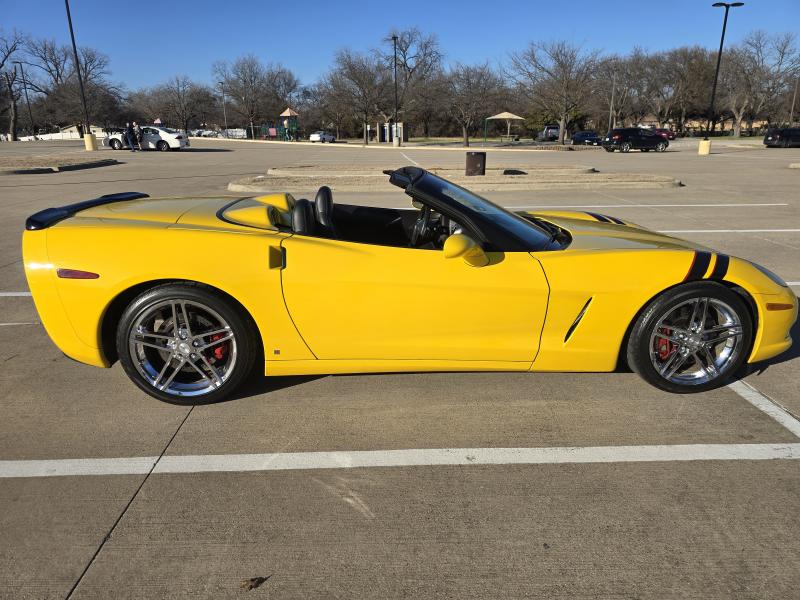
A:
1 138 799 599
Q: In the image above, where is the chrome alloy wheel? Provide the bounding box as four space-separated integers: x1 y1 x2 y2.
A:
128 299 237 397
649 297 744 386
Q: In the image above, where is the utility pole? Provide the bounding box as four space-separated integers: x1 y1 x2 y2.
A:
790 76 798 126
218 81 228 138
64 0 96 150
12 61 35 137
392 34 400 147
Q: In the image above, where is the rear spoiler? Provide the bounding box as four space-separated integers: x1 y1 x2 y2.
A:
25 192 150 231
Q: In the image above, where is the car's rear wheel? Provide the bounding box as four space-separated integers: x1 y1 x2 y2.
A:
157 140 170 152
626 282 753 393
656 141 667 152
621 142 631 153
110 139 122 150
116 283 258 404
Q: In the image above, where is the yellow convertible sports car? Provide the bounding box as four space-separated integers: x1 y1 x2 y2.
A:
23 166 796 404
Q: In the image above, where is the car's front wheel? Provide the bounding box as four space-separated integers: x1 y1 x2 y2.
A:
656 141 667 152
157 140 170 152
621 142 631 153
626 282 753 393
116 283 258 404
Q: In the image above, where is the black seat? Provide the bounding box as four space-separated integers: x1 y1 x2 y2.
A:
314 186 337 237
291 199 316 236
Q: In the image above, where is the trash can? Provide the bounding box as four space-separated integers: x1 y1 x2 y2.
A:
465 151 486 176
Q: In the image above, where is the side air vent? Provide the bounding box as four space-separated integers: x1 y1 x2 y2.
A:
564 297 593 343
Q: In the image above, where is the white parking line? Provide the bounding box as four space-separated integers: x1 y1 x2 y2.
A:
728 381 800 439
514 203 788 209
659 229 800 233
400 152 419 166
0 322 39 326
0 292 31 297
3 443 799 478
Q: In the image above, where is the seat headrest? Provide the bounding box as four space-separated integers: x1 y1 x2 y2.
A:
315 186 334 228
292 199 316 236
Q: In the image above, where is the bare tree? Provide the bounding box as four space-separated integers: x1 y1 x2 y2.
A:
214 55 267 137
1 29 25 139
510 41 599 143
445 62 503 147
332 49 390 144
24 38 71 91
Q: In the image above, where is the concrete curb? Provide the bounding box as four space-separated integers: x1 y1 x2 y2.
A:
201 136 601 153
0 158 118 176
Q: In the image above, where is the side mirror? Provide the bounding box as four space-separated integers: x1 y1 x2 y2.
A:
443 233 489 267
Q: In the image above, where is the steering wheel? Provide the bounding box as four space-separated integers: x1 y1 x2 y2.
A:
410 206 431 247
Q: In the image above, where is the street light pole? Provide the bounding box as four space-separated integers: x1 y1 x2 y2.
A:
218 81 228 138
64 0 95 150
12 61 35 137
608 70 616 132
790 76 798 126
392 34 400 147
705 2 744 141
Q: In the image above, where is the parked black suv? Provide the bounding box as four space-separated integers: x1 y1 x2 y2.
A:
602 128 668 152
763 128 800 148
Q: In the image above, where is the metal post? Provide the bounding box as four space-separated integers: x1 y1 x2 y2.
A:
392 34 399 147
705 2 743 140
218 81 228 138
790 76 798 126
64 0 91 142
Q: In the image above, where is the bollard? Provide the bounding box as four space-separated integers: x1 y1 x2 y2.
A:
466 151 486 176
83 133 97 151
698 139 711 156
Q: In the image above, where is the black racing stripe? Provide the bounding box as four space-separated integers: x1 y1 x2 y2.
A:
709 253 730 280
605 215 625 225
585 211 612 223
684 251 712 281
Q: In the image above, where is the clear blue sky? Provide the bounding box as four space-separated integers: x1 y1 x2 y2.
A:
3 0 798 89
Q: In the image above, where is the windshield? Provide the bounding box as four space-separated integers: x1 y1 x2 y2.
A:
413 171 557 251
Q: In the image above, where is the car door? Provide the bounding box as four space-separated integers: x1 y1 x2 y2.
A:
280 235 549 365
142 127 159 149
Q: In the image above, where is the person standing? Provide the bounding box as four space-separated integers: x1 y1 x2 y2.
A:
133 122 143 150
125 122 137 152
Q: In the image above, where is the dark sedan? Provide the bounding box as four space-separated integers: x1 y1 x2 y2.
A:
602 128 669 153
763 128 800 148
571 131 601 145
654 128 677 140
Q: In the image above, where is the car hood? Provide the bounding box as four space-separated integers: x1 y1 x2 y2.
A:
521 210 710 251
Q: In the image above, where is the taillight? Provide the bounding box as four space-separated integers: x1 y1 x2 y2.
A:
612 134 621 140
57 268 99 279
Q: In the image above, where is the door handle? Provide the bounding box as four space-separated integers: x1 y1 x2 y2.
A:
269 246 286 269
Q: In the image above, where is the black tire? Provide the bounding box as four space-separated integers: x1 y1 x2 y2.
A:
621 142 631 153
110 138 122 150
626 282 753 394
656 141 667 152
157 140 170 152
116 283 259 404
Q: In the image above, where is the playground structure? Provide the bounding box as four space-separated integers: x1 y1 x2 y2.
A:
256 107 300 141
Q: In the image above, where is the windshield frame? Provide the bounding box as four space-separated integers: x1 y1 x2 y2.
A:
386 167 560 252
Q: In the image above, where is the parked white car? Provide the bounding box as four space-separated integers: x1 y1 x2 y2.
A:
107 126 189 151
309 130 336 143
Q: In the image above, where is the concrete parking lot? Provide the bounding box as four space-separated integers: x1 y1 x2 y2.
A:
1 138 799 599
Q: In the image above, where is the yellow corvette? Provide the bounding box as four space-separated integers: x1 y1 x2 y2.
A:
23 166 796 404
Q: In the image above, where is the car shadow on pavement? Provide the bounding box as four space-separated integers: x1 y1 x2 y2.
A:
225 374 325 402
181 148 233 152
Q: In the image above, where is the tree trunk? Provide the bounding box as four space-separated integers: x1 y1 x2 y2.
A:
462 125 469 147
363 121 368 145
4 75 18 141
732 113 744 137
557 115 566 145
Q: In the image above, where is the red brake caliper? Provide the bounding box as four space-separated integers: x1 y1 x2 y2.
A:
656 327 677 360
208 333 228 361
